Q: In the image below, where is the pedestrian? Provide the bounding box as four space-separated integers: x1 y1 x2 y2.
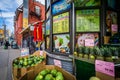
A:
4 40 9 49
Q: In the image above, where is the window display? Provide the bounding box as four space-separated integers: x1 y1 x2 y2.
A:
53 34 70 54
74 0 100 7
53 12 69 34
76 9 100 32
75 33 99 47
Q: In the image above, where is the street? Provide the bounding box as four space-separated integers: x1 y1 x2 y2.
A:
0 46 21 80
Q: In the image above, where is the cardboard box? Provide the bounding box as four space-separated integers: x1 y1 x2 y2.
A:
96 72 120 80
12 50 46 80
19 65 76 80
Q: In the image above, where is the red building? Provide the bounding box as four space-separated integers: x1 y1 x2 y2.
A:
14 0 45 48
14 5 23 47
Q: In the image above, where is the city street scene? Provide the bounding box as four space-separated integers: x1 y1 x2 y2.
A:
0 0 120 80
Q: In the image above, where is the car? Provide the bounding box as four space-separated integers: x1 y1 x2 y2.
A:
11 41 18 49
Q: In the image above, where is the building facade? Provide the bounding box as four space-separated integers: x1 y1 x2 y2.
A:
14 0 45 51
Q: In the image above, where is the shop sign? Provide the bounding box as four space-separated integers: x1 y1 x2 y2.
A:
85 39 94 47
30 25 34 31
52 0 71 15
95 60 115 77
21 48 29 56
74 0 100 7
54 59 62 68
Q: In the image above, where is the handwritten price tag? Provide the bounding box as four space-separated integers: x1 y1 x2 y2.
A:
54 59 62 68
95 60 115 77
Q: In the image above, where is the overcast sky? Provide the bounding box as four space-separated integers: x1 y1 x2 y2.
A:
0 0 45 33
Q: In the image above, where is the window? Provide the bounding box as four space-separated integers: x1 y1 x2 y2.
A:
35 6 40 16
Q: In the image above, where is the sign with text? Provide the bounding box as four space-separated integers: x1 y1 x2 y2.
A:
23 0 29 29
85 39 94 46
76 9 100 32
53 12 69 34
111 24 118 32
95 60 115 77
21 48 29 56
52 0 71 15
40 50 43 56
54 59 62 68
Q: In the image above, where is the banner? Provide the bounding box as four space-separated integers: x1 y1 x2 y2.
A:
23 0 29 29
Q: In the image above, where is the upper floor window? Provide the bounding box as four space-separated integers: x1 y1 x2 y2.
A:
35 6 40 16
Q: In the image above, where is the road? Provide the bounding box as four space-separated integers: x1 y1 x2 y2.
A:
0 46 21 80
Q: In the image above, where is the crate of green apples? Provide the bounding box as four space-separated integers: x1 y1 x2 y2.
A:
12 51 46 80
20 65 76 80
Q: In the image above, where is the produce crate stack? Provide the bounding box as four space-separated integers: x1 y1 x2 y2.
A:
12 50 46 80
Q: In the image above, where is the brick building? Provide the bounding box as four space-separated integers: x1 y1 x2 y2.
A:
14 0 45 48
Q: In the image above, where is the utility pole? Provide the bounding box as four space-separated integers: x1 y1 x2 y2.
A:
3 24 6 40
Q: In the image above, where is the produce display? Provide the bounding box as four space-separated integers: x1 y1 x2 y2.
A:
35 69 64 80
74 46 120 62
13 55 45 68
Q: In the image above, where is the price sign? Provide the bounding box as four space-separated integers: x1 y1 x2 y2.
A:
21 48 29 56
85 39 94 46
54 59 62 68
95 60 115 77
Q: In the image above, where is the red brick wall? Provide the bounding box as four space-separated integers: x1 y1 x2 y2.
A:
29 0 45 24
14 12 23 47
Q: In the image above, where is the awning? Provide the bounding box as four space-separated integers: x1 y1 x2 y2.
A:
19 21 44 34
19 26 30 34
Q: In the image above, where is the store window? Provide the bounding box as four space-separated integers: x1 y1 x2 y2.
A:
35 6 40 16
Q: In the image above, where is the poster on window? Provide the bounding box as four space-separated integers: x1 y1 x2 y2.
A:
46 19 50 35
76 9 100 32
53 12 69 34
75 33 99 47
46 36 50 49
53 34 70 54
52 0 71 15
74 0 100 7
106 11 117 32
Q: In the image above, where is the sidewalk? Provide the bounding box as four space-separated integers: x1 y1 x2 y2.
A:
0 46 21 80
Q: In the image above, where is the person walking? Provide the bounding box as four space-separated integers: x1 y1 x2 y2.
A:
4 40 9 49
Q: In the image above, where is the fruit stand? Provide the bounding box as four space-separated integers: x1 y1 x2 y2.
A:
12 50 46 80
19 65 76 80
44 0 120 80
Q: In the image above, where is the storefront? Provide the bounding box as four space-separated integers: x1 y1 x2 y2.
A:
45 0 120 80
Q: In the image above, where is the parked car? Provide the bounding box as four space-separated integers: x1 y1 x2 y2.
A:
11 41 18 49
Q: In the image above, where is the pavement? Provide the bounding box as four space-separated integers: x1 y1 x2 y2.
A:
0 46 21 80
